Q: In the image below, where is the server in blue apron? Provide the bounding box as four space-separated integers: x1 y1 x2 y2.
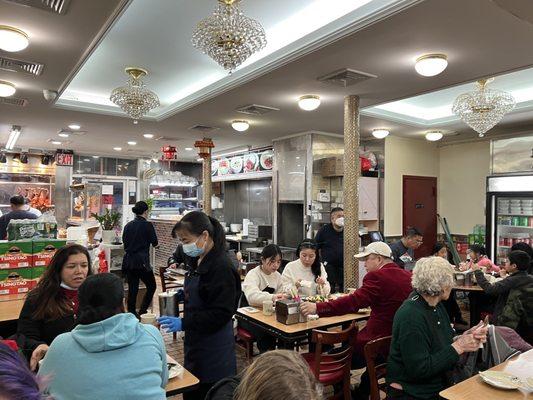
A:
158 211 241 400
122 201 158 318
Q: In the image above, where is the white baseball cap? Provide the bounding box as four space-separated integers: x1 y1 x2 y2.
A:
354 241 392 259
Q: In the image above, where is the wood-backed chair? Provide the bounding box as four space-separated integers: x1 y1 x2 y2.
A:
158 265 184 340
302 322 358 400
363 335 392 400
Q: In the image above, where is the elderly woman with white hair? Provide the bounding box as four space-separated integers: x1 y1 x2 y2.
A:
386 257 488 400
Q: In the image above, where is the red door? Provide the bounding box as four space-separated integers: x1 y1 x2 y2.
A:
403 175 437 259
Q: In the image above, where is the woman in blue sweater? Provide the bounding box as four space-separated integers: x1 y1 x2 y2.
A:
38 273 168 400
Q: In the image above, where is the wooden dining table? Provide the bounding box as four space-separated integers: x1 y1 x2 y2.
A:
165 368 200 397
236 307 370 347
440 349 533 400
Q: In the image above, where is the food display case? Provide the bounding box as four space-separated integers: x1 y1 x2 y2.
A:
149 172 199 218
68 183 102 226
0 172 54 215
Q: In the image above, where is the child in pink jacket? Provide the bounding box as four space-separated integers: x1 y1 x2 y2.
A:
459 244 500 273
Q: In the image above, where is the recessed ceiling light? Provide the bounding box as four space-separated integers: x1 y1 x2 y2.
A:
127 141 137 146
113 147 122 151
68 124 81 130
298 95 321 111
372 129 390 139
143 133 154 139
83 158 90 162
0 80 16 97
51 141 62 145
92 156 99 159
185 147 193 151
58 133 70 138
231 120 250 132
0 26 29 52
425 131 443 141
415 54 448 77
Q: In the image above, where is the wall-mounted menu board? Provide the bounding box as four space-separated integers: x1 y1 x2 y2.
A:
212 148 273 182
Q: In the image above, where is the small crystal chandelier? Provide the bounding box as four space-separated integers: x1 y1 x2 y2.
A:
110 67 160 122
452 78 515 136
192 0 267 71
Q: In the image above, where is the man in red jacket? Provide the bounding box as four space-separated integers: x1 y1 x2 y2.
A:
301 241 412 399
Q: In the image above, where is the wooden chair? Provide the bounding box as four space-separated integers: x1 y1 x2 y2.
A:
236 326 255 363
363 336 392 400
302 322 358 400
158 265 184 340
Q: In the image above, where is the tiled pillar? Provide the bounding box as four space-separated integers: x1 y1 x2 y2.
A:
343 95 361 288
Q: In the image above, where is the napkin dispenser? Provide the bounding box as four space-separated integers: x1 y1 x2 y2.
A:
275 299 300 325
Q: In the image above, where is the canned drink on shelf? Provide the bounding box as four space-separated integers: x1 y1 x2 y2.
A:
520 217 529 226
512 216 521 226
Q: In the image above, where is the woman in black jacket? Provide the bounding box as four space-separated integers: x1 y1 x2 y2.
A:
122 201 158 317
16 244 92 370
158 211 241 400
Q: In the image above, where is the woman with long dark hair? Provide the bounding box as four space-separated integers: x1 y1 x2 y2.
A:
38 273 168 400
281 239 331 297
122 201 158 317
157 211 241 400
16 244 92 370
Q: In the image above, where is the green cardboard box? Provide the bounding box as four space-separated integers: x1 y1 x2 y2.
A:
31 266 46 279
0 240 33 269
32 239 67 267
0 267 36 295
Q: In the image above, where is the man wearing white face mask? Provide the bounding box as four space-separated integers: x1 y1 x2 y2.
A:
315 207 344 292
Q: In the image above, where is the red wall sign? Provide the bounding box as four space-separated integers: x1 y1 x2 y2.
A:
55 150 74 166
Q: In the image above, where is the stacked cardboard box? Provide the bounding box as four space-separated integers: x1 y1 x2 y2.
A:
0 239 66 295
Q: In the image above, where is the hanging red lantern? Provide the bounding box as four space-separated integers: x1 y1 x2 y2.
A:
161 145 177 160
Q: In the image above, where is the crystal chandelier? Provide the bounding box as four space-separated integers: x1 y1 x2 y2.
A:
110 67 160 122
452 78 515 136
192 0 267 71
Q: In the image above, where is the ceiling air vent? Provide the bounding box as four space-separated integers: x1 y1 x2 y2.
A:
236 104 279 115
58 129 86 136
0 55 44 76
154 136 183 141
0 97 28 107
317 68 377 87
2 0 71 14
188 125 219 134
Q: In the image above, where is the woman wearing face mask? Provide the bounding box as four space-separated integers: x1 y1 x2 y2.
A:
122 201 159 318
16 244 92 370
158 211 241 400
240 244 287 352
282 240 331 297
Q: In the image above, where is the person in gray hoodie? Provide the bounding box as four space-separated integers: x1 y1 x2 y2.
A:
38 273 168 400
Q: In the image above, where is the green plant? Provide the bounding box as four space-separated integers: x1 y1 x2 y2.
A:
91 209 121 230
145 198 154 212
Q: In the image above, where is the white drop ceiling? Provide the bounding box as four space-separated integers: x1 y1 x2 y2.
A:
2 0 533 160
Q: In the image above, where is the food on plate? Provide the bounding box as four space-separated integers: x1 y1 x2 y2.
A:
230 156 243 174
304 295 327 303
217 158 230 175
259 151 273 170
244 153 259 172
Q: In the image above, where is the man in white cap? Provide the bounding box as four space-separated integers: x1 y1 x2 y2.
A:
301 241 412 400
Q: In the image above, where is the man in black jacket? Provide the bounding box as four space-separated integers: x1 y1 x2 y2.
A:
473 250 533 325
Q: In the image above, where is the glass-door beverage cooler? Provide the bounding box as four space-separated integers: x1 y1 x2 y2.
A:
486 175 533 265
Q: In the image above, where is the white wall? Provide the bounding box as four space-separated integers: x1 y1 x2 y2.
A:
384 136 439 236
438 140 491 234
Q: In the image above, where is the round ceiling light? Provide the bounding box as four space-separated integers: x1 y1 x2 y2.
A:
127 141 137 145
68 124 81 130
58 133 70 138
0 26 29 52
298 95 321 111
231 120 250 132
143 133 154 139
0 80 16 97
372 129 390 139
425 131 443 141
415 54 448 77
113 147 122 151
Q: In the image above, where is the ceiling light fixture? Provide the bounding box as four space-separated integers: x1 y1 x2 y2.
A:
41 155 50 165
68 124 81 130
372 129 390 139
0 25 29 52
113 147 122 151
51 141 62 145
110 67 160 122
298 95 321 111
231 120 250 132
143 133 154 139
452 78 515 135
425 131 443 141
127 141 137 145
6 125 21 150
415 54 448 77
185 147 193 151
0 80 16 97
58 133 70 138
192 0 267 71
19 153 28 164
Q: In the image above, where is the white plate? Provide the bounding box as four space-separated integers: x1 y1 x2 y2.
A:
168 364 184 379
479 371 521 390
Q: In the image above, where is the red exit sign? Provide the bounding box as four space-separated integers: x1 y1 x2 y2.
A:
55 150 74 166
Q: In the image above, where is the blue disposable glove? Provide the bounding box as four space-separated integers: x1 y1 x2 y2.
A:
158 316 182 333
